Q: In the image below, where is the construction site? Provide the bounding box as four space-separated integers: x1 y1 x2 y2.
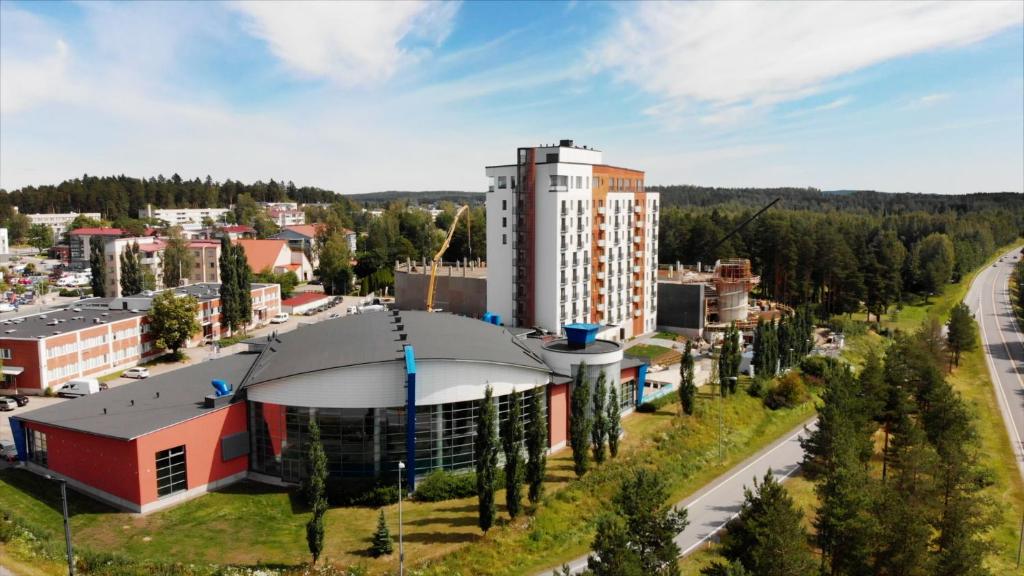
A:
393 258 488 318
656 258 788 339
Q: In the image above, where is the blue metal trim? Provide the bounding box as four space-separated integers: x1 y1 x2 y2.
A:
403 345 417 492
10 417 27 461
636 364 648 406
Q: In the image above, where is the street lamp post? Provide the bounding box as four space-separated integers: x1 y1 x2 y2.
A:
46 475 75 576
397 461 405 576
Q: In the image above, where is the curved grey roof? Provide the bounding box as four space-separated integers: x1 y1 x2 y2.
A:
242 311 549 387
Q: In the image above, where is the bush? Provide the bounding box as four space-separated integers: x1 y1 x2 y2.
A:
747 376 769 398
763 372 808 410
324 478 398 507
798 355 840 380
636 391 676 413
58 287 91 297
413 468 506 502
826 316 867 337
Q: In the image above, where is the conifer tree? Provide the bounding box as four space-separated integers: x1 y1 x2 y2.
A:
591 370 607 465
502 389 525 519
526 387 547 504
607 385 621 458
370 509 393 557
945 303 977 368
569 363 592 477
304 419 327 565
679 341 696 415
475 385 498 532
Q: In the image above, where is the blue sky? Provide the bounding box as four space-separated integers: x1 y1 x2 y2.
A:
1 1 1022 194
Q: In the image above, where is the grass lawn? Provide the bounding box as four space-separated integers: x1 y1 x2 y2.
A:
653 331 681 341
624 343 681 365
1 383 818 575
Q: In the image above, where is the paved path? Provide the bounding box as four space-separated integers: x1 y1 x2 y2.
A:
539 417 816 574
967 247 1024 481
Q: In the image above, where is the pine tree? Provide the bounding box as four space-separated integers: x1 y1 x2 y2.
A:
502 389 525 519
370 509 393 557
304 419 328 564
679 341 696 415
569 364 592 478
89 240 106 297
607 385 621 458
475 385 498 532
945 303 978 368
589 467 687 576
526 387 547 504
591 370 608 465
720 470 814 576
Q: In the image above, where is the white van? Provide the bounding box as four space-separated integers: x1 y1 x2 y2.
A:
57 378 102 398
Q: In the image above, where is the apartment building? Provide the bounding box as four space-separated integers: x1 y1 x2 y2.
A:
266 205 306 227
188 239 221 284
69 228 127 270
485 140 659 340
103 236 166 297
139 205 231 228
0 283 280 394
24 211 102 245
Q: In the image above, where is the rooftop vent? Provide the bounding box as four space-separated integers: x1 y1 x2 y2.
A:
563 323 601 350
559 139 574 147
5 329 15 334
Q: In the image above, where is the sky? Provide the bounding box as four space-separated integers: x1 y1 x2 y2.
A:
1 0 1022 195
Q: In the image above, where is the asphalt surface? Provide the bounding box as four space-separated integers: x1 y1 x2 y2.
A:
967 247 1024 481
539 417 816 575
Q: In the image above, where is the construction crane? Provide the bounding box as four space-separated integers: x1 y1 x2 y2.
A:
426 205 469 312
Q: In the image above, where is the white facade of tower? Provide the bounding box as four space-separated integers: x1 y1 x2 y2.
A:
485 141 658 340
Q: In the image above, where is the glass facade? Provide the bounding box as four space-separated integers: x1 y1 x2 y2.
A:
155 445 188 498
250 390 544 484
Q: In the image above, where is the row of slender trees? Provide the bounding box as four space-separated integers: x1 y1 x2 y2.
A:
751 307 815 379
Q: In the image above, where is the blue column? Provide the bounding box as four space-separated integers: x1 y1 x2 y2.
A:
10 417 27 461
403 345 417 492
636 364 648 406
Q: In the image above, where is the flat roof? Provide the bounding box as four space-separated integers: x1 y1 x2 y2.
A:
395 262 488 279
0 307 144 340
14 353 257 440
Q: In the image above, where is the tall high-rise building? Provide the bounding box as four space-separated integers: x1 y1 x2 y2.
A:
486 140 659 339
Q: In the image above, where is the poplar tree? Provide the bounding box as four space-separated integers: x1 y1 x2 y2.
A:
679 341 696 415
89 240 105 297
234 242 252 330
526 387 547 504
502 389 525 519
218 237 239 333
607 385 621 458
591 370 608 465
569 363 592 478
475 385 498 532
304 420 327 565
119 241 142 295
719 324 741 395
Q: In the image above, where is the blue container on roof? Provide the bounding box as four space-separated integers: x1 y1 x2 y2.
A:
563 323 601 349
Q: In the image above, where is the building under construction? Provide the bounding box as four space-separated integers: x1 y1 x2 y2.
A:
394 259 488 318
657 258 782 339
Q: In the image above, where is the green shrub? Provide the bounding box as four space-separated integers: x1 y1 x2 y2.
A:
763 372 808 410
798 355 840 380
413 468 506 502
747 376 769 398
635 391 675 413
58 287 91 297
324 478 398 507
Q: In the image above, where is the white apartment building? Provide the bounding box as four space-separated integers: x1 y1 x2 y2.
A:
22 211 102 243
139 204 231 228
485 140 659 340
103 236 166 297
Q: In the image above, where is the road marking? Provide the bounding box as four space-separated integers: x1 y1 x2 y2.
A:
977 255 1024 479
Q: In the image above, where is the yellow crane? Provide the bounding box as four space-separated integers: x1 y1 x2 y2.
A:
426 205 470 312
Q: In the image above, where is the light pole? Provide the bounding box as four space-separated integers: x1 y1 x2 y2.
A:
397 461 405 576
46 475 74 576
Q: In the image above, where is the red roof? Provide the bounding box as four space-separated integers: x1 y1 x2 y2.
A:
282 292 330 307
70 227 124 236
137 241 166 253
188 239 220 248
223 225 255 233
234 239 289 273
282 224 324 238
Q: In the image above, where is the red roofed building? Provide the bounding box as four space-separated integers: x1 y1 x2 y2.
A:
104 237 166 297
281 291 331 314
234 239 313 281
272 224 356 268
220 225 256 240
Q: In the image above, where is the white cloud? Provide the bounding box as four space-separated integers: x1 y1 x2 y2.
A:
813 96 854 112
595 1 1023 116
906 92 951 109
231 0 459 86
0 6 73 114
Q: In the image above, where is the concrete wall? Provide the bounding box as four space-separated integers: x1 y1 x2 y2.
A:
395 268 486 318
657 282 704 337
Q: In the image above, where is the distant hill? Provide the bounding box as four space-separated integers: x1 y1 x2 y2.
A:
342 190 486 206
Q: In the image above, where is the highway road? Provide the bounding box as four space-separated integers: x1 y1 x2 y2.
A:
967 246 1024 481
540 417 816 575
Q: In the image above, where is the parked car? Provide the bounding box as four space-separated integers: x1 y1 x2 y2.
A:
328 313 340 319
57 378 102 398
270 313 290 324
0 441 17 462
1 394 29 407
122 367 150 379
0 398 16 411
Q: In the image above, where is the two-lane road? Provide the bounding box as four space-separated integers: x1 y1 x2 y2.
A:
968 247 1024 481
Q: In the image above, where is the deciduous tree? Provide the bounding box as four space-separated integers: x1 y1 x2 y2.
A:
679 341 696 415
475 385 498 532
147 291 200 358
304 420 327 564
591 370 607 465
502 389 525 519
526 387 547 504
570 364 592 477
